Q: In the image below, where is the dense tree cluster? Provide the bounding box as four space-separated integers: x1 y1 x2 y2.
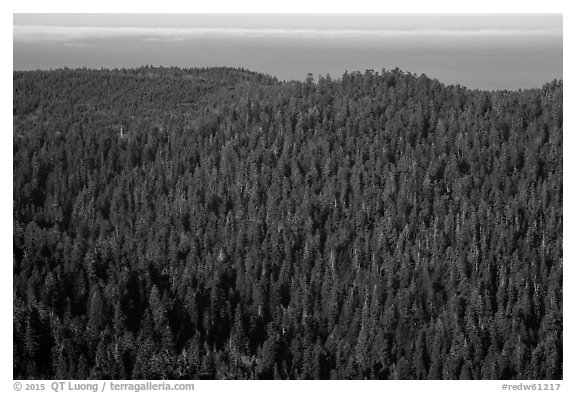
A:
13 66 562 379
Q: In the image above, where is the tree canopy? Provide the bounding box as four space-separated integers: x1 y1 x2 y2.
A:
13 67 562 379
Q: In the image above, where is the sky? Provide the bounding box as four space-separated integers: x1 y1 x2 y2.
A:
13 14 562 90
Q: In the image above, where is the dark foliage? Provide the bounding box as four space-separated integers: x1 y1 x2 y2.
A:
13 66 562 379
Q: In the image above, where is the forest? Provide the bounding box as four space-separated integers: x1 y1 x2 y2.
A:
13 66 562 379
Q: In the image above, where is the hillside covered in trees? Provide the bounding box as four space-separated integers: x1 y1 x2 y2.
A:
13 67 562 379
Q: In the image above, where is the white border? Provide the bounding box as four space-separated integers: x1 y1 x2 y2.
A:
3 1 570 391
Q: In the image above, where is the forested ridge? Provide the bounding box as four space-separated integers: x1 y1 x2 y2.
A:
13 67 562 379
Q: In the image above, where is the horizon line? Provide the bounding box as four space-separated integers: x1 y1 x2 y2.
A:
14 25 563 43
